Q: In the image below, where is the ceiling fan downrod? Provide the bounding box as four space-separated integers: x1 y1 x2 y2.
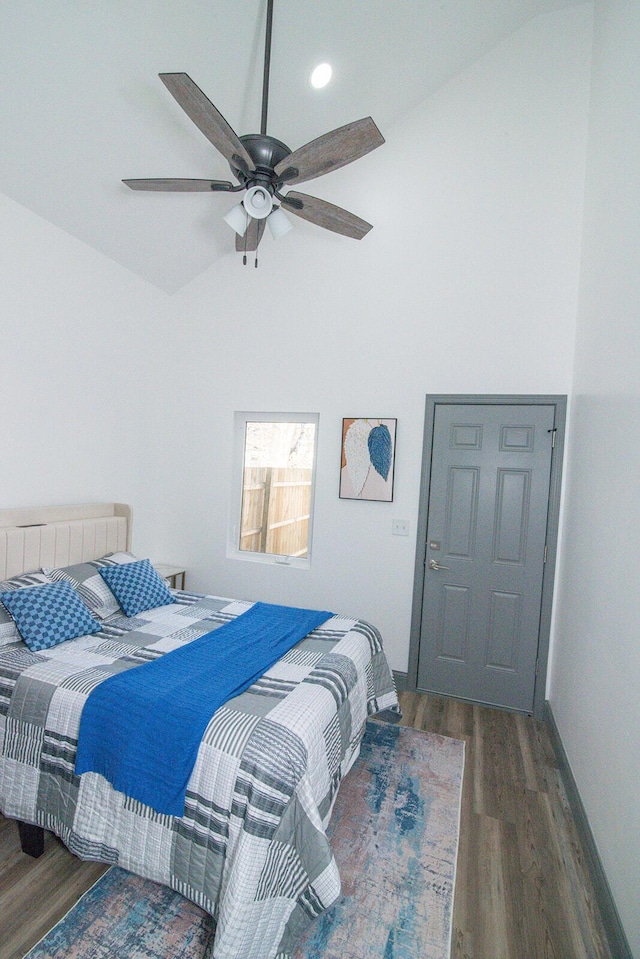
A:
260 0 274 137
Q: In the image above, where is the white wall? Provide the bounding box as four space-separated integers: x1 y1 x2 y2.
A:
0 191 169 549
155 6 592 672
549 1 640 953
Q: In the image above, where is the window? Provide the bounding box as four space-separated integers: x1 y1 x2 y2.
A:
229 412 319 567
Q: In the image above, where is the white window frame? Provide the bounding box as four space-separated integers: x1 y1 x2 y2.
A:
227 411 320 569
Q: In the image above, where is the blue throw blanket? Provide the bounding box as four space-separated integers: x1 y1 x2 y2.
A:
75 602 332 816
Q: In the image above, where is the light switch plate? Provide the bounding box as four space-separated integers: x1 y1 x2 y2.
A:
392 519 410 536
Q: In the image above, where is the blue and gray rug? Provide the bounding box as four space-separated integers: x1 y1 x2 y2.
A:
26 720 464 959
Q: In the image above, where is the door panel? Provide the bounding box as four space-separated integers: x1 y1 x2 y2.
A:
494 469 530 564
416 402 555 712
438 584 470 661
446 467 478 557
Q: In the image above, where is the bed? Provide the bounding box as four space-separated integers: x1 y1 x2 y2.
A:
0 503 399 959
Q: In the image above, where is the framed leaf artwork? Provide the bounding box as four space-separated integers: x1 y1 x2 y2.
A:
339 418 397 501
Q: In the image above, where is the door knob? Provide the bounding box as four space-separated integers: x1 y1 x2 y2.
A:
428 558 450 571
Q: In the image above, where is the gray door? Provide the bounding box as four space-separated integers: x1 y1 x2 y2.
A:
415 401 556 712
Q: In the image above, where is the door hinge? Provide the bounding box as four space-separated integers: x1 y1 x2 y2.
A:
543 544 548 564
548 427 557 448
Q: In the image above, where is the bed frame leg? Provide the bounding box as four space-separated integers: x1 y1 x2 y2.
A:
18 821 45 858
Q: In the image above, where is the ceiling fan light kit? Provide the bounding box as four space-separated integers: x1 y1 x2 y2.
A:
267 206 294 239
223 203 250 237
243 184 273 219
123 0 384 264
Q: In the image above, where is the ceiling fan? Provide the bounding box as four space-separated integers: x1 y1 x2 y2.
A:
123 0 384 263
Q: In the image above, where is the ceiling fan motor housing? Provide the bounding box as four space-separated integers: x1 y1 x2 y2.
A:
233 134 292 192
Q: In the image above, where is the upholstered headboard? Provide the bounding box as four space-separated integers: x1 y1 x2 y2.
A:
0 503 132 580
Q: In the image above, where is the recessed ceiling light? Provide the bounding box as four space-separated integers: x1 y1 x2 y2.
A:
310 62 332 89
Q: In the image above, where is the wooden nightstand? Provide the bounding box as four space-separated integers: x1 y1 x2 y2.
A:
154 563 186 590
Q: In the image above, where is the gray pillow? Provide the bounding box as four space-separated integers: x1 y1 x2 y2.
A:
42 551 138 620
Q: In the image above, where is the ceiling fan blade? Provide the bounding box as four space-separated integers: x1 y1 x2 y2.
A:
236 218 266 252
281 192 373 239
159 73 256 176
123 178 234 192
274 117 384 185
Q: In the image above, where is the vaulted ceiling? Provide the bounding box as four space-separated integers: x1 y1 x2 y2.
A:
1 1 583 292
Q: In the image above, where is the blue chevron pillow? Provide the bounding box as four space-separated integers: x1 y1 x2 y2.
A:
0 580 101 652
98 558 173 617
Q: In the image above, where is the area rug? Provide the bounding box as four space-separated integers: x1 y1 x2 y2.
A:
24 720 464 959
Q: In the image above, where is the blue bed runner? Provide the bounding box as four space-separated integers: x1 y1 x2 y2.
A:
75 601 332 816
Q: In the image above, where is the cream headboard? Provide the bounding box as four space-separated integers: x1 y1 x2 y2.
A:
0 503 132 580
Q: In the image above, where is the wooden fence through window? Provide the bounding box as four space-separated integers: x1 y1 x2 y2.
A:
240 467 312 557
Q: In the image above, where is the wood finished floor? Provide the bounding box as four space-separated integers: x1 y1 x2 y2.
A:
0 692 612 959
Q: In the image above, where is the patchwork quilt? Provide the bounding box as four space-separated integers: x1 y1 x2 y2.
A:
0 590 399 959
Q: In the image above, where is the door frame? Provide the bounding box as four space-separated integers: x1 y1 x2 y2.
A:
407 394 567 719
